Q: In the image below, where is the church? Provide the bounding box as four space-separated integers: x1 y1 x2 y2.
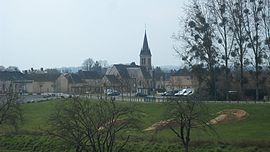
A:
102 31 154 94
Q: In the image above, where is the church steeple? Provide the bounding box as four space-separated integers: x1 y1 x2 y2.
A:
140 30 152 71
140 30 152 56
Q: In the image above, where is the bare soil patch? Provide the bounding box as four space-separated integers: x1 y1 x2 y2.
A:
144 119 176 131
209 109 249 125
144 109 249 131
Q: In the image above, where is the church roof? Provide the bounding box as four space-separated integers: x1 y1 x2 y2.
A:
114 64 140 79
104 75 121 84
108 64 152 80
140 31 152 56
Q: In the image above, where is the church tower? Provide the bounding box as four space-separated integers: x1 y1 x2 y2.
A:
140 30 152 71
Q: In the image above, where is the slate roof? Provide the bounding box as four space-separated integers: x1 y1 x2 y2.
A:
78 71 102 79
114 64 136 79
0 71 26 81
140 31 152 56
110 64 152 80
26 73 60 82
172 69 190 76
64 73 83 84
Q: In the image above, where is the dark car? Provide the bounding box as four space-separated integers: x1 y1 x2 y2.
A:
107 91 120 96
135 92 147 97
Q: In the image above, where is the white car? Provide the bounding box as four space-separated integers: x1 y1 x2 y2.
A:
175 88 194 96
175 89 187 96
183 88 194 96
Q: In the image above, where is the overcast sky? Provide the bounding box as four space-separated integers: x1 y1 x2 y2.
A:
0 0 188 70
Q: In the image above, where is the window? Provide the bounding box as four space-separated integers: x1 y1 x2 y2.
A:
142 58 146 65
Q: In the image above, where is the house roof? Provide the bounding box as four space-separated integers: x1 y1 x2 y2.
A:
172 69 190 76
140 31 152 56
78 71 102 79
26 73 60 82
0 71 26 81
64 73 83 84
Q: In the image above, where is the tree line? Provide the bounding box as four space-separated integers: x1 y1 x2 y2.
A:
175 0 270 101
81 58 108 74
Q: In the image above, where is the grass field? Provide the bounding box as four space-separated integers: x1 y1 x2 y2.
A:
1 99 270 151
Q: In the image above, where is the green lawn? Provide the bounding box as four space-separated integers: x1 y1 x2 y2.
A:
1 99 270 151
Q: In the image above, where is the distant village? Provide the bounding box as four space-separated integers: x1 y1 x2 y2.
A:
0 32 196 96
1 31 270 101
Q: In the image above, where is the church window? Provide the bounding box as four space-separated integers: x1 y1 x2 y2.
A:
142 58 146 65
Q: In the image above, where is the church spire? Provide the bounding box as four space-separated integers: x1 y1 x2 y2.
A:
140 30 152 56
140 30 152 71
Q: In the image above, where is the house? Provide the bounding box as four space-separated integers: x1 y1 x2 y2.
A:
77 71 102 93
0 71 31 93
168 69 198 91
25 73 60 93
56 71 102 94
56 73 83 93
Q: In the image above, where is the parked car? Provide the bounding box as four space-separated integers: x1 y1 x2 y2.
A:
182 88 194 96
107 91 120 96
175 88 194 96
135 92 147 97
161 92 167 96
163 90 178 96
175 89 186 96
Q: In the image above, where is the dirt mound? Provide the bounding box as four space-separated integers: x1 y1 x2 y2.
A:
144 119 176 131
144 109 248 131
209 109 248 125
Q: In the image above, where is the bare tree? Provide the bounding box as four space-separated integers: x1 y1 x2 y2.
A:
243 0 267 101
6 66 20 72
164 96 212 152
209 0 235 100
98 60 109 68
262 0 270 52
48 98 141 152
262 0 270 86
0 87 23 132
176 0 219 98
82 58 94 71
227 0 249 100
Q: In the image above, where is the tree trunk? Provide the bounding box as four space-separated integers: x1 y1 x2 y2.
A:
240 45 244 101
255 61 259 102
224 25 229 101
209 65 216 100
184 144 189 152
225 55 229 101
